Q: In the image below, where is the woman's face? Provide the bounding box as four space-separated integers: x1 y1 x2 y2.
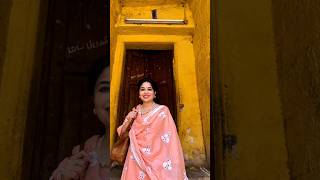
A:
93 66 109 126
139 81 156 103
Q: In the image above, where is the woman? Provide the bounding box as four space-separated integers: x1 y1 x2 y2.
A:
117 78 188 180
50 57 109 180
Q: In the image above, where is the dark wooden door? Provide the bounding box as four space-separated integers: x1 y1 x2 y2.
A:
22 0 109 179
117 50 177 130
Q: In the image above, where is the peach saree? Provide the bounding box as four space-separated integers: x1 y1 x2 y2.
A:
118 105 188 180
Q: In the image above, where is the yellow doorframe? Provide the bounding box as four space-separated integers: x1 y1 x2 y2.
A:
110 34 206 165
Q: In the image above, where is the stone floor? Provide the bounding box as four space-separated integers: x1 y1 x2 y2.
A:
110 166 211 180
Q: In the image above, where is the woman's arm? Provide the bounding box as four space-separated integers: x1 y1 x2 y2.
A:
116 122 125 136
117 107 138 136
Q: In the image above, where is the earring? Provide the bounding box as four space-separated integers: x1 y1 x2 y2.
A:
93 108 96 114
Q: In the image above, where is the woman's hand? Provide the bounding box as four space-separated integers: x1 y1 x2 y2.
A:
117 107 138 136
50 151 89 180
125 107 138 121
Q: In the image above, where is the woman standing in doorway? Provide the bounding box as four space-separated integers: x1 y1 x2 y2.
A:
50 57 109 180
117 78 188 180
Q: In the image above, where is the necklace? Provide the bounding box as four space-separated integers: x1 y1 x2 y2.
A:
141 102 157 115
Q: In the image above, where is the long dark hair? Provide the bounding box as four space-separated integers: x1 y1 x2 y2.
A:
88 56 109 96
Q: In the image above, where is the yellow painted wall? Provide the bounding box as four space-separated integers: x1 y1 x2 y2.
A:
187 0 210 168
120 0 183 7
0 0 41 179
215 0 289 179
121 4 185 20
174 37 206 166
115 3 194 36
110 0 121 69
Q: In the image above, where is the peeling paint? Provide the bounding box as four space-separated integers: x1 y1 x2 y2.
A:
184 128 194 144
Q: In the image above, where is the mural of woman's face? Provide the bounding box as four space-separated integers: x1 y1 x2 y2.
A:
93 66 109 126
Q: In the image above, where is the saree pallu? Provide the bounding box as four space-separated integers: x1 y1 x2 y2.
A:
120 105 188 180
